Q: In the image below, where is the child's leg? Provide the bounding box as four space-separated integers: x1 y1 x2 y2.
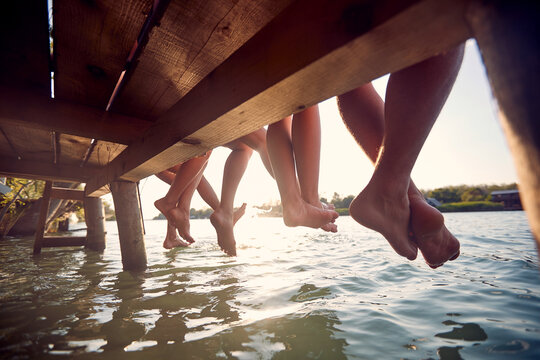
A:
210 141 252 256
267 116 338 229
239 128 274 178
170 157 210 244
197 175 220 210
155 152 211 240
163 221 191 249
292 106 337 232
338 45 464 261
292 105 321 205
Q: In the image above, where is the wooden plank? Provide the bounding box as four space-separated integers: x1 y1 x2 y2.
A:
466 1 540 251
84 140 127 168
33 181 53 254
53 0 152 108
51 187 85 201
0 156 99 184
0 87 152 145
86 0 471 196
114 0 293 119
42 236 86 247
0 124 54 163
0 1 50 95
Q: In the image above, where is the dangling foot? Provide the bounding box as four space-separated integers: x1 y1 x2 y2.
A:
282 198 339 230
155 197 176 218
210 208 236 256
349 181 418 260
409 194 460 268
163 222 190 249
308 200 337 232
233 203 247 225
169 206 195 244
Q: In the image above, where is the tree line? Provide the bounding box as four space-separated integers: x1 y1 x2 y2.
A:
421 183 518 203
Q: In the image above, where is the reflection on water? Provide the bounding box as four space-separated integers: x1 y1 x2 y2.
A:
1 212 539 359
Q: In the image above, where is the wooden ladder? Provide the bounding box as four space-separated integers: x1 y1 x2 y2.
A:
33 181 86 254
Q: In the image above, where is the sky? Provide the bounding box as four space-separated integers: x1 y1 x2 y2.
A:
131 40 518 220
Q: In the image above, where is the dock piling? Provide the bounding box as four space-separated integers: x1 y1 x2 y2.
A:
84 196 106 251
110 181 147 271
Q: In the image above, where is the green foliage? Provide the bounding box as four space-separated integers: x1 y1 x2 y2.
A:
437 201 504 212
328 193 354 209
335 208 349 216
426 183 517 203
153 213 166 220
0 178 44 216
190 208 213 219
460 187 488 202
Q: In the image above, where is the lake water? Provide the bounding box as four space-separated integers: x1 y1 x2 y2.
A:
1 211 539 359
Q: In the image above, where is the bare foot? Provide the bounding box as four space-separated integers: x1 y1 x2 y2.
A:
169 206 195 244
409 194 460 268
349 182 418 260
282 199 339 230
163 222 190 249
315 201 338 232
210 208 236 256
233 203 247 225
155 197 175 217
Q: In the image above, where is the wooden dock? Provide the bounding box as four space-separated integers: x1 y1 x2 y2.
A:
1 0 539 269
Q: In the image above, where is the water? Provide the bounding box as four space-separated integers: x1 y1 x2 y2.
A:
1 211 539 359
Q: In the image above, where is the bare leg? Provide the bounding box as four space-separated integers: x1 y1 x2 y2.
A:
239 128 275 178
171 159 210 244
163 221 190 249
267 115 338 229
154 152 211 243
210 142 253 255
338 45 464 263
293 106 337 232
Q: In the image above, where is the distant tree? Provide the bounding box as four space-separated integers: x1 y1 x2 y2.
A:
427 186 463 203
461 187 488 202
328 193 354 209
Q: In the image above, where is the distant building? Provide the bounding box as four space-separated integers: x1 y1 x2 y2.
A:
490 190 522 210
426 197 442 207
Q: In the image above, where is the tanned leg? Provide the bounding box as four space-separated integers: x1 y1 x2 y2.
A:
239 128 275 178
337 44 464 263
154 152 211 243
210 141 253 255
292 105 337 232
267 115 338 229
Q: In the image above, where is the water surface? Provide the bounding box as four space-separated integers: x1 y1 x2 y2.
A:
1 211 539 359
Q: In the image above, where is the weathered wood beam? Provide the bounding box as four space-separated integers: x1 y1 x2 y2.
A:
0 156 99 184
50 187 85 201
86 0 471 196
0 88 152 145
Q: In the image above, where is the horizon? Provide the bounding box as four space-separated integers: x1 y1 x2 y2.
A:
129 40 518 219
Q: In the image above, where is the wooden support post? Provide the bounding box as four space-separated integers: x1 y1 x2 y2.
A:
33 181 52 254
467 1 540 253
84 196 106 251
110 181 147 270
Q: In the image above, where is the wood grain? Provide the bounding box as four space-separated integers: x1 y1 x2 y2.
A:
86 0 471 196
0 87 152 145
53 0 152 108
